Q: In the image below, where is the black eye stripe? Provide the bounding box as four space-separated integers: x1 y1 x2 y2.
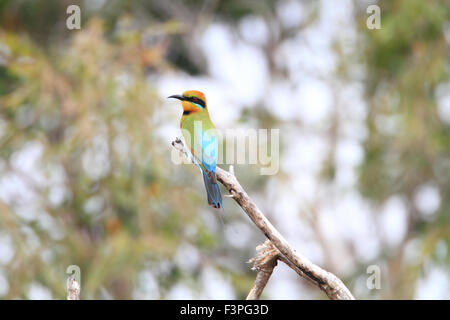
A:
185 96 205 108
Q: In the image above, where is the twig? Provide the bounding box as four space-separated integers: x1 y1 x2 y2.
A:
67 277 80 300
247 240 320 300
171 139 355 300
246 240 278 300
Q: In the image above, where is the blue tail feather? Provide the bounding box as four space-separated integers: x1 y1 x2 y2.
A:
202 170 223 209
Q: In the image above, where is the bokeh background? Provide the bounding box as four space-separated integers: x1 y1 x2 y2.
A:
0 0 449 299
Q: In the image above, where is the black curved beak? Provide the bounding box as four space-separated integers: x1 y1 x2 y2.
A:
167 94 186 101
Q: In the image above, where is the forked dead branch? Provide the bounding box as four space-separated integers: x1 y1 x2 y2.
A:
172 138 355 300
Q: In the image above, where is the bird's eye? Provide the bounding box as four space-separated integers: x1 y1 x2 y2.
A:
189 96 205 108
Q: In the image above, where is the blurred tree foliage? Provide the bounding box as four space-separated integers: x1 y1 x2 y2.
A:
354 0 450 298
0 0 281 74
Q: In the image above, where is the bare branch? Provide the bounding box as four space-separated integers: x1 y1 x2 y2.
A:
171 139 355 300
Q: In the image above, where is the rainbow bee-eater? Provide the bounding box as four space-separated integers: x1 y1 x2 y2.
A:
168 90 223 209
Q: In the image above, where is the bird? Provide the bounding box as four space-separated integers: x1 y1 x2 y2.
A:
168 90 223 209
